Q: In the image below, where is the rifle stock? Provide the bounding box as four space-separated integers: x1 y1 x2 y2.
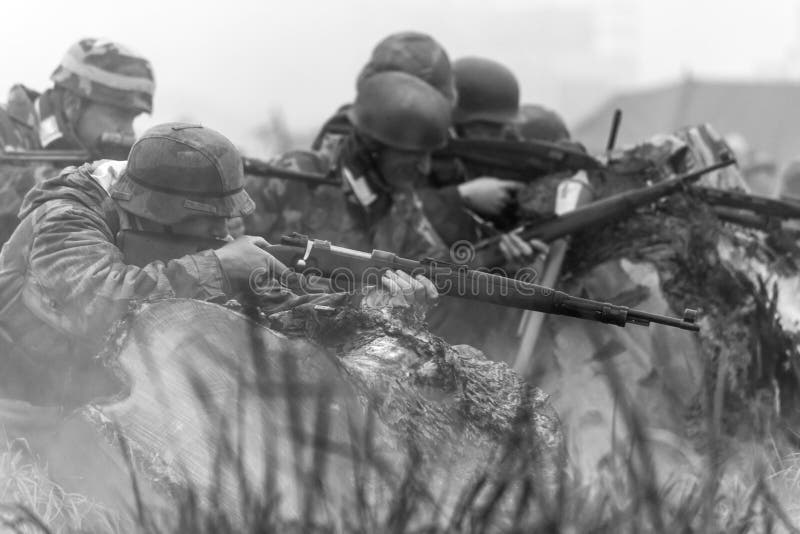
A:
115 230 700 332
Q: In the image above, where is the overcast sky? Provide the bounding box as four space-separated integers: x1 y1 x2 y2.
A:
3 0 799 156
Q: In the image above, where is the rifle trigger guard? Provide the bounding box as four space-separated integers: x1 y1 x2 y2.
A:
297 239 314 269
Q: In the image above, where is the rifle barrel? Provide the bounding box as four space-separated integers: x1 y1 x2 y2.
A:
0 149 91 164
241 157 339 186
274 234 700 332
555 293 699 332
692 186 800 220
1 150 341 188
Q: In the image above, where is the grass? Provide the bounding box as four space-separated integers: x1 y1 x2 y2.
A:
0 439 126 533
5 375 800 533
3 295 800 533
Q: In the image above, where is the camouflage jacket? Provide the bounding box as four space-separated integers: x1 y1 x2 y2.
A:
311 107 481 250
0 162 331 407
0 85 69 243
242 149 369 248
245 143 458 261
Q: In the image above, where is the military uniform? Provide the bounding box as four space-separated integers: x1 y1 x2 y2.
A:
308 111 480 250
0 122 442 513
0 86 64 244
0 162 233 406
245 144 454 261
0 38 154 245
0 124 355 409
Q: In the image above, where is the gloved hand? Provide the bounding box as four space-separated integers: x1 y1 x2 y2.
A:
457 177 523 216
214 235 289 292
362 270 439 312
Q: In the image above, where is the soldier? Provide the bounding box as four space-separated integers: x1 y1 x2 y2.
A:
311 70 535 265
244 30 459 242
0 38 154 244
245 31 516 250
0 122 435 507
311 30 458 166
435 56 528 229
337 70 455 259
0 120 436 405
514 103 571 143
452 56 520 141
512 103 581 218
339 72 542 356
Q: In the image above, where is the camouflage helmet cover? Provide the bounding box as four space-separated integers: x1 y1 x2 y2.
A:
348 71 451 152
51 38 155 114
515 104 570 142
109 123 254 225
356 31 457 104
452 56 520 125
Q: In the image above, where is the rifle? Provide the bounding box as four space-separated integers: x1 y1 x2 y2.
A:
472 159 736 268
435 137 604 180
0 140 341 188
690 186 800 221
709 206 786 231
0 133 135 164
116 230 700 332
241 157 339 187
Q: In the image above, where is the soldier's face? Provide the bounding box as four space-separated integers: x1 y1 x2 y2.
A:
377 148 432 191
170 214 230 240
75 101 139 158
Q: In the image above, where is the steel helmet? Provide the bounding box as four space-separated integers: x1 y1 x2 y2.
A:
109 123 254 225
452 56 519 125
515 104 570 142
51 38 155 114
348 71 451 152
356 31 456 104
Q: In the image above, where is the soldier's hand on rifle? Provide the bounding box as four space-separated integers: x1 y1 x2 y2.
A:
362 270 439 311
214 235 290 292
499 233 549 273
457 177 523 216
